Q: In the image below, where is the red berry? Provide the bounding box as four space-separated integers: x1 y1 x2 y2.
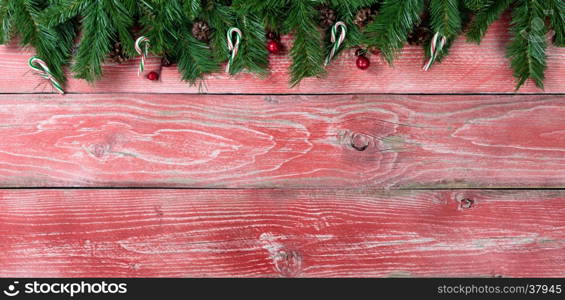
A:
356 56 370 70
147 71 159 81
266 40 281 54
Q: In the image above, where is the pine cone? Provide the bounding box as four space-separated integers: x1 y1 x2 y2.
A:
108 42 128 64
354 8 373 28
318 6 336 28
192 20 211 42
407 25 432 46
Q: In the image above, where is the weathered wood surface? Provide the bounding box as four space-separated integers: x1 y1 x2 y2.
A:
1 14 564 279
0 18 563 94
0 94 563 188
0 189 563 277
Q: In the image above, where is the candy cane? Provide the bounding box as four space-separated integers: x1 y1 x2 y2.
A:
325 21 347 66
423 32 447 71
28 56 64 94
226 27 242 74
135 36 150 76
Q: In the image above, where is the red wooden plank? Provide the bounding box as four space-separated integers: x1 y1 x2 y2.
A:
1 18 563 94
0 93 563 188
0 189 563 277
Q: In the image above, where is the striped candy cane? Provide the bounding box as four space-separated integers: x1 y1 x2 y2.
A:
325 21 347 66
135 36 150 76
28 56 64 94
226 27 242 74
423 32 447 71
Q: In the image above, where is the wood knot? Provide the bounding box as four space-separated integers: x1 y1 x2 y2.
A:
259 232 303 277
350 133 371 151
273 250 303 277
459 198 475 210
91 143 111 158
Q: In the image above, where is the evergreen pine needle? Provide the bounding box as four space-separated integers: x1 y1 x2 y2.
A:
545 0 565 46
429 0 462 38
185 0 202 21
287 0 326 86
71 1 113 82
1 0 75 85
43 0 136 82
228 14 269 76
201 2 232 64
364 0 425 65
0 0 13 44
507 0 548 90
0 0 560 90
176 32 218 84
466 0 512 44
463 0 492 11
323 0 379 61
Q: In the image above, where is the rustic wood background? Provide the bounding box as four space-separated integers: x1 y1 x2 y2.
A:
0 19 564 277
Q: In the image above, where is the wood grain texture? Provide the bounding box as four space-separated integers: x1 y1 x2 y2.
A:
1 18 563 94
0 189 563 277
0 93 563 188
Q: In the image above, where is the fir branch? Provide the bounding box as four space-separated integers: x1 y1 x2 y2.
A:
175 30 218 83
463 0 492 11
201 1 233 63
11 0 39 46
325 0 379 56
429 0 462 38
364 0 425 65
425 0 476 66
232 0 287 15
0 0 556 90
3 0 75 84
139 0 183 56
106 0 135 57
140 0 220 83
286 0 326 86
43 0 136 82
228 14 269 76
71 1 113 82
466 0 512 44
545 0 565 46
39 0 89 27
327 0 377 21
184 0 202 21
507 0 547 90
0 0 14 44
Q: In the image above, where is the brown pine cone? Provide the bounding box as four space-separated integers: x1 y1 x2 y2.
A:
108 42 128 64
318 6 336 28
192 20 211 42
354 7 374 28
407 25 432 46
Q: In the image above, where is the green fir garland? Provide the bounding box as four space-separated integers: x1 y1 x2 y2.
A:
0 0 562 91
